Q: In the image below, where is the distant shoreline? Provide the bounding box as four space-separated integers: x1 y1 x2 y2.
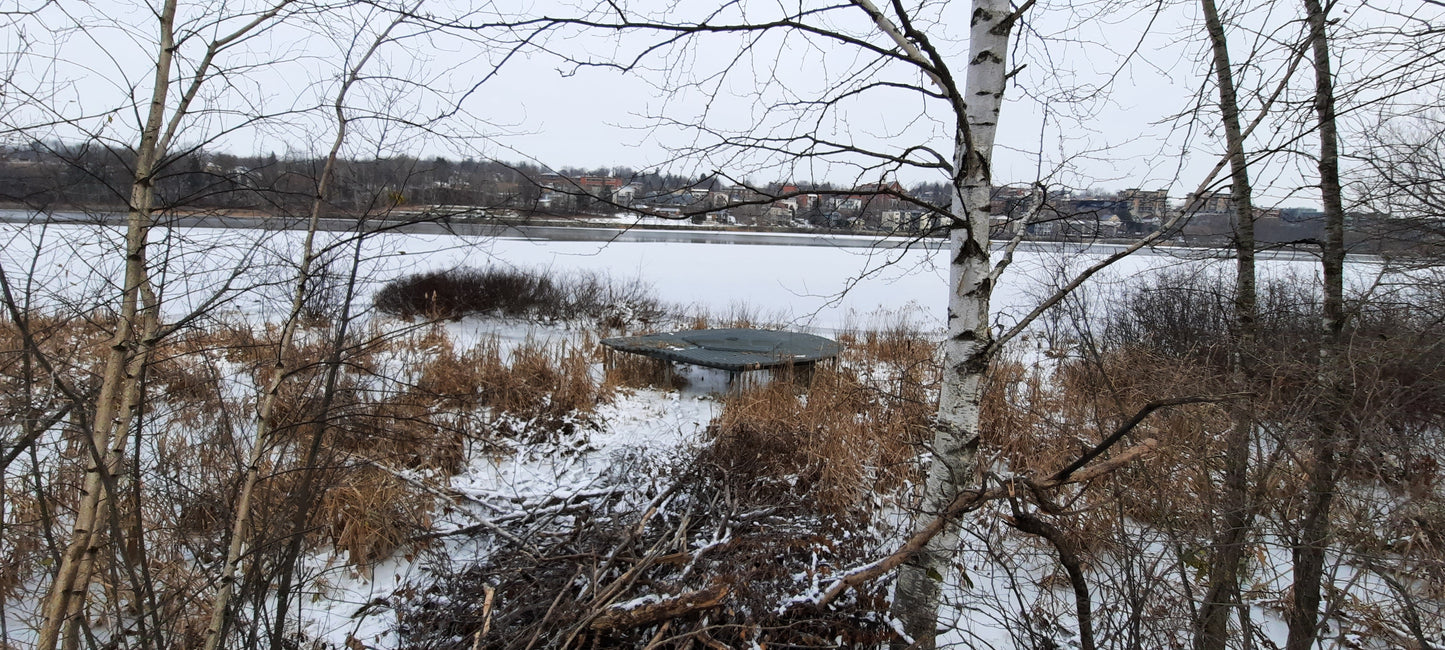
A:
0 203 1343 261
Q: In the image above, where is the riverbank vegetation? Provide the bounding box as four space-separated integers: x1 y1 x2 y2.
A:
3 262 1443 648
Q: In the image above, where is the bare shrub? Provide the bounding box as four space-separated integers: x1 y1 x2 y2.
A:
980 347 1232 548
1102 268 1319 370
566 272 668 330
1099 268 1442 446
373 267 559 320
373 267 664 327
1027 267 1445 642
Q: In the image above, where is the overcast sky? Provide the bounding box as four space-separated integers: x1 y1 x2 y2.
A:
472 0 1215 191
4 0 1441 208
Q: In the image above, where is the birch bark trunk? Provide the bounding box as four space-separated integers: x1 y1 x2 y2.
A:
889 0 1015 645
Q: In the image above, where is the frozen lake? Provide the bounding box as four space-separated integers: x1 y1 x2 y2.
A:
1 220 1347 333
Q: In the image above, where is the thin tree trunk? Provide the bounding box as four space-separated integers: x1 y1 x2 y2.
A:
889 0 1018 646
269 221 370 649
1010 511 1095 650
35 1 177 645
199 198 325 650
62 310 160 650
1286 1 1347 647
198 17 400 647
1194 0 1259 647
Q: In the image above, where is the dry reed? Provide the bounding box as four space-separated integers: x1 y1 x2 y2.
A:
703 330 934 522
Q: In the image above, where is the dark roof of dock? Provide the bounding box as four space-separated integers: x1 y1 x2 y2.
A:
600 328 841 372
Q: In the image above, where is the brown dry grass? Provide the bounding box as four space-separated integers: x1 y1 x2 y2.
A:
840 320 933 368
497 339 599 416
320 465 433 566
409 333 606 442
0 487 44 600
675 302 792 331
0 313 113 594
980 348 1233 550
274 328 605 563
0 311 111 400
6 317 610 582
703 330 934 522
412 329 489 410
600 349 684 391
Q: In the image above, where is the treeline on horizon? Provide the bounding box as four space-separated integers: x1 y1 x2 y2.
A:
0 141 952 216
6 140 1436 255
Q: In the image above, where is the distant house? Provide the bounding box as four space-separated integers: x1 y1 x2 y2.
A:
821 211 849 228
886 210 938 233
577 175 625 194
991 185 1035 216
642 191 710 218
1120 188 1170 218
613 184 641 205
535 174 624 200
765 204 794 223
1185 188 1233 214
856 180 906 196
849 181 907 213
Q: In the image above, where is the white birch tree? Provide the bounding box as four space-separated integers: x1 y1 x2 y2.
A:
882 0 1022 643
